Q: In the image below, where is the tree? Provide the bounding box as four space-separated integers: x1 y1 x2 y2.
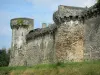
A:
97 0 100 3
6 48 11 66
0 48 10 67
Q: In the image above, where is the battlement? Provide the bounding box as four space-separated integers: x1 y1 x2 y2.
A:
53 3 100 24
53 5 85 24
81 3 100 19
10 18 34 29
58 5 85 11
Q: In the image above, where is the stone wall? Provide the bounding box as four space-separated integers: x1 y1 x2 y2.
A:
9 27 28 66
55 20 84 62
84 16 100 60
26 34 55 66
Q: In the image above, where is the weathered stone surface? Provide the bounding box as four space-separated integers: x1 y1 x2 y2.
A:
55 21 84 62
84 16 100 60
53 5 85 24
26 34 55 66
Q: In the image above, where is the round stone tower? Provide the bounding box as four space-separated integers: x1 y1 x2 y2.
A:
9 18 34 66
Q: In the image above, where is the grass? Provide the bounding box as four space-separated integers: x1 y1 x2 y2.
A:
0 61 100 75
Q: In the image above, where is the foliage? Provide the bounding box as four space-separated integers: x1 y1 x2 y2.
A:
0 48 10 67
97 0 100 3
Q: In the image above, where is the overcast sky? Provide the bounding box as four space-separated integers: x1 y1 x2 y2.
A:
0 0 96 49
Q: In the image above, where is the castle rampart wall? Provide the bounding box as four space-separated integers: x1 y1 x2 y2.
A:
25 33 55 66
84 16 100 60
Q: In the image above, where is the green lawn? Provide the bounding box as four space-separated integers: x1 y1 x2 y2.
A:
0 61 100 75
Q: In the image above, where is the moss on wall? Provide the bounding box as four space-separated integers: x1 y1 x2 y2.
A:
17 19 24 25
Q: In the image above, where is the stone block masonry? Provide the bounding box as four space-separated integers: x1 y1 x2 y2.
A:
84 16 100 60
55 21 84 62
26 34 55 66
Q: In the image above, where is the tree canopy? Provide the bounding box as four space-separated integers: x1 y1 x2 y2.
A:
0 48 10 67
97 0 100 3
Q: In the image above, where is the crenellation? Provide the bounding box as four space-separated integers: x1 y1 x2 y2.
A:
53 3 100 24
